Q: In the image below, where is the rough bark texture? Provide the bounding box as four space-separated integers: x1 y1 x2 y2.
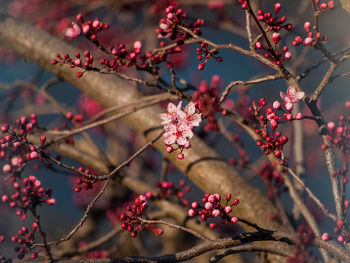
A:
0 13 292 261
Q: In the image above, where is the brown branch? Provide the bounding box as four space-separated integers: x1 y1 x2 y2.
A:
29 230 350 263
208 244 293 262
137 218 210 241
218 74 282 105
310 62 337 102
287 168 337 221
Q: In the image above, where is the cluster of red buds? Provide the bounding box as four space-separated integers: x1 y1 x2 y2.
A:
249 98 289 163
254 3 292 64
196 42 222 71
1 115 41 176
51 50 94 78
10 223 41 260
286 223 318 263
314 0 335 12
258 161 285 199
192 75 225 131
256 3 292 32
155 179 191 206
187 193 239 229
321 219 350 244
63 14 109 40
239 2 292 65
292 21 328 47
156 5 204 40
73 167 96 193
324 102 350 158
119 195 163 237
256 36 292 64
1 175 56 221
229 146 250 169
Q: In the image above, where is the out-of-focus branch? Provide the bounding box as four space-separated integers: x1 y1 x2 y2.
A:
28 230 350 263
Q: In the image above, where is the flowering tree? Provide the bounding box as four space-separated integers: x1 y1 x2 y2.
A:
0 0 350 262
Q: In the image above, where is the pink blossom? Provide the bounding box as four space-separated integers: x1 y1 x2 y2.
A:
280 86 305 110
182 102 202 127
64 22 81 39
160 101 201 149
159 102 183 125
163 122 193 146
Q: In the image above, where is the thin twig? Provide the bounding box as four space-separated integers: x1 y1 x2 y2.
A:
218 74 282 105
287 167 337 221
137 218 210 241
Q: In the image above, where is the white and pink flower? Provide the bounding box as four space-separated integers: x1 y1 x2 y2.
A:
160 101 202 159
64 22 81 39
280 86 305 111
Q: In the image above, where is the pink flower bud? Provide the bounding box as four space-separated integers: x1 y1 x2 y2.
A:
272 32 281 43
40 136 46 144
213 193 221 201
205 202 213 210
134 41 142 50
274 3 281 13
321 233 330 241
74 59 81 66
273 101 281 110
255 42 262 49
295 113 303 120
92 19 100 28
304 21 311 32
1 195 9 202
64 22 81 39
212 209 220 217
337 220 344 229
82 24 90 34
208 195 215 203
231 217 238 224
284 51 292 59
3 164 11 173
45 198 56 205
320 3 327 9
197 63 205 70
337 235 344 242
285 102 293 111
188 208 196 217
30 151 38 159
177 153 184 160
304 37 313 45
166 146 173 153
1 124 8 132
192 202 199 209
224 206 232 214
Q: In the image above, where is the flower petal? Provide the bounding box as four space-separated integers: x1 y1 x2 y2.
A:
185 102 196 115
